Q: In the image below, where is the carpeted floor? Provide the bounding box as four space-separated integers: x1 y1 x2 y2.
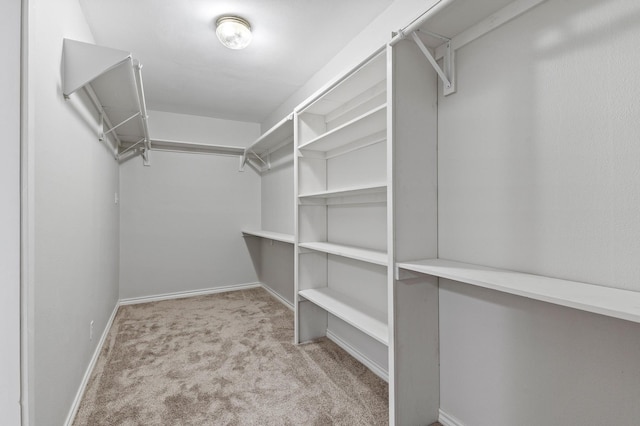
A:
73 288 389 425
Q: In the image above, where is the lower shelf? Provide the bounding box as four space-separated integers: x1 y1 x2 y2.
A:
396 258 640 324
299 287 388 345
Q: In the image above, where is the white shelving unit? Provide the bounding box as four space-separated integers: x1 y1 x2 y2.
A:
295 47 390 381
397 259 640 324
241 116 296 307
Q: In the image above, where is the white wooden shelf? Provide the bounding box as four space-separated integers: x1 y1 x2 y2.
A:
396 258 640 324
242 230 294 244
299 184 387 200
298 105 387 153
146 139 244 156
246 115 294 158
299 242 387 266
62 38 150 163
299 287 388 345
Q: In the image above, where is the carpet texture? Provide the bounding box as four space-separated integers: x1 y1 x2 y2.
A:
73 288 388 425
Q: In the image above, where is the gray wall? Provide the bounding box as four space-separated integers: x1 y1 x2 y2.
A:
0 0 22 424
258 143 295 305
25 0 121 424
119 111 261 300
437 0 640 424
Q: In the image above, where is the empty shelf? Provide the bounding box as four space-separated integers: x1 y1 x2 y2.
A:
396 258 640 324
242 230 294 244
299 287 388 345
298 105 387 153
299 242 387 266
246 115 294 157
147 139 244 156
299 184 387 200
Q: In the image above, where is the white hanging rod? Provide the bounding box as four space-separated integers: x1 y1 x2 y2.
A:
388 0 457 46
148 138 245 156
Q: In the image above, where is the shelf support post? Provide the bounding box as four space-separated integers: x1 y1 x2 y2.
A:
410 32 456 96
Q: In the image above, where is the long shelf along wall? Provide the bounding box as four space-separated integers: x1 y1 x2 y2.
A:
294 47 391 381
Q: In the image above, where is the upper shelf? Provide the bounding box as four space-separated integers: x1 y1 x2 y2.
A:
242 115 294 172
62 39 149 155
299 242 388 266
298 105 387 153
241 229 294 244
396 258 640 324
246 115 294 158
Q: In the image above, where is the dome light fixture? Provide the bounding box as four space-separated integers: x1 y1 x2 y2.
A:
215 16 252 50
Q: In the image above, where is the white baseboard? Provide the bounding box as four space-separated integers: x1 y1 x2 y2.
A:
64 302 119 426
259 283 294 311
118 282 262 306
439 409 466 426
326 330 389 382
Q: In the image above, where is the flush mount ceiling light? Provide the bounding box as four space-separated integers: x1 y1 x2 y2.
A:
216 16 252 50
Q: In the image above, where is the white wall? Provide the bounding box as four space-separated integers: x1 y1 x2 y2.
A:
25 0 121 424
0 0 22 424
437 0 640 424
262 0 439 130
119 111 261 299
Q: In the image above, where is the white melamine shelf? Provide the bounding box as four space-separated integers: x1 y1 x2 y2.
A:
246 115 294 157
298 104 387 153
148 139 245 156
299 184 387 200
396 258 640 324
299 242 388 266
241 230 294 244
299 287 388 345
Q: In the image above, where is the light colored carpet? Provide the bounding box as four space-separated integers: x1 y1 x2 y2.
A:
73 288 388 425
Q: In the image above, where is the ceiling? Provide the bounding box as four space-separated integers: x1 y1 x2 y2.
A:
80 0 394 124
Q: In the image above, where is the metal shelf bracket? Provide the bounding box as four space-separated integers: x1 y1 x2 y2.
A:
410 31 456 96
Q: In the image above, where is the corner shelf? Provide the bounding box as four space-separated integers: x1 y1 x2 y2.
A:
396 258 640 324
243 115 294 172
242 230 294 244
299 287 388 345
62 38 150 164
299 242 387 266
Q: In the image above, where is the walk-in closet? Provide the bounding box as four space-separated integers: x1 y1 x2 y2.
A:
5 0 640 425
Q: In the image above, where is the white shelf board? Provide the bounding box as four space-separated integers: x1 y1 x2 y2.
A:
246 115 294 157
396 258 640 324
242 229 294 244
299 184 387 200
299 287 388 345
299 242 388 266
298 104 387 153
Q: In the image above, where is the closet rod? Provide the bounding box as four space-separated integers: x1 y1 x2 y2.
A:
389 0 456 46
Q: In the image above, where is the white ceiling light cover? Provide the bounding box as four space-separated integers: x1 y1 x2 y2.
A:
216 16 252 50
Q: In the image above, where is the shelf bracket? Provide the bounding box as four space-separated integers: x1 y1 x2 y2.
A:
411 31 456 96
394 265 421 281
141 147 150 166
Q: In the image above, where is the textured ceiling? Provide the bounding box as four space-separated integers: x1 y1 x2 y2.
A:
80 0 394 123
